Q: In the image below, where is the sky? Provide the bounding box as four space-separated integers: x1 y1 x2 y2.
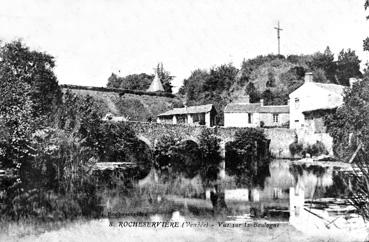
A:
1 0 368 92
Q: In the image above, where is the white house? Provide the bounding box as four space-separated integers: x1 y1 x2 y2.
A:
289 72 347 131
156 104 217 127
224 96 289 128
288 73 361 155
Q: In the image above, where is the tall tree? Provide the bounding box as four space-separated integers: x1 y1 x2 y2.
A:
310 46 336 82
336 49 362 86
245 82 260 103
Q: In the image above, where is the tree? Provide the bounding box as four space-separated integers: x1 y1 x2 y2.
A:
153 135 201 179
245 82 260 103
0 41 61 123
266 68 276 87
261 89 274 105
336 49 362 86
181 69 209 104
106 73 153 90
325 76 369 219
155 63 173 93
309 47 336 82
198 129 222 182
364 1 369 51
225 129 271 187
0 40 61 174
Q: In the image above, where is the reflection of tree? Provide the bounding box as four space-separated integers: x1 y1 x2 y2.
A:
225 129 271 188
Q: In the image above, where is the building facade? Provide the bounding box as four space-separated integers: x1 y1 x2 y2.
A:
289 72 346 131
156 104 217 127
224 96 289 128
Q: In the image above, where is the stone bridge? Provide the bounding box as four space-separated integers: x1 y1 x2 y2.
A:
124 121 296 159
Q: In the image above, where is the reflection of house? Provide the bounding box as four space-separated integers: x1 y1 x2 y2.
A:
156 104 217 127
289 72 349 132
224 96 289 128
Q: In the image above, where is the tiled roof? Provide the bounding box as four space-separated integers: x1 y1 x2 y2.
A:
157 104 214 116
224 103 289 113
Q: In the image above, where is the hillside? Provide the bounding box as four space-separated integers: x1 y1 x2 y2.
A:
180 50 362 125
62 87 183 122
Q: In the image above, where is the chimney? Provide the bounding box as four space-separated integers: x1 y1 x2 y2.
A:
260 99 264 106
304 72 313 83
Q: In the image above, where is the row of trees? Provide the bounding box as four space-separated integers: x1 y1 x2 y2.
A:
107 63 174 93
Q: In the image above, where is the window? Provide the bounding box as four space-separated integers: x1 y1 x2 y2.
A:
248 113 252 124
294 98 300 109
273 114 279 123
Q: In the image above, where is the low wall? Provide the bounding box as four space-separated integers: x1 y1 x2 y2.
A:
296 130 334 156
264 128 296 158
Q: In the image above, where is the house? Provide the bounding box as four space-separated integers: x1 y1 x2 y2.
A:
288 73 360 155
156 104 217 127
224 96 289 128
289 72 350 132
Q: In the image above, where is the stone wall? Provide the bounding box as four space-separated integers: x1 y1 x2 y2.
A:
264 128 296 158
125 121 296 158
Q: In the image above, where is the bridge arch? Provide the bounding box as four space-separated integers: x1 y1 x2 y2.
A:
136 135 153 149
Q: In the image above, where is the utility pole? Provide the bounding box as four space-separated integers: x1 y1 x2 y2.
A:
274 21 283 55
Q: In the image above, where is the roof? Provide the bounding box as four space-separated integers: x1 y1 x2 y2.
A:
313 82 346 95
302 108 337 115
157 104 215 116
147 74 164 92
224 103 289 113
290 82 346 97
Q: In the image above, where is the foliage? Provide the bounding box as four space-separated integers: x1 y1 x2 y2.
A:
180 48 361 116
245 82 260 103
198 129 222 182
308 47 336 83
289 142 303 156
336 49 362 86
304 141 327 157
107 73 153 90
325 61 369 218
0 41 62 124
289 141 326 157
181 64 237 125
266 68 276 87
225 129 271 187
115 98 152 121
154 135 201 179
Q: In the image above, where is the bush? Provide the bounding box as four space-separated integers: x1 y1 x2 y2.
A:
289 141 303 156
304 141 327 157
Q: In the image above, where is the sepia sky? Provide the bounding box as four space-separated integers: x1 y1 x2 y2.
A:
1 0 368 92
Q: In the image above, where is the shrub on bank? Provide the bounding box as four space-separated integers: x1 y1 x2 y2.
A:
289 141 303 156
